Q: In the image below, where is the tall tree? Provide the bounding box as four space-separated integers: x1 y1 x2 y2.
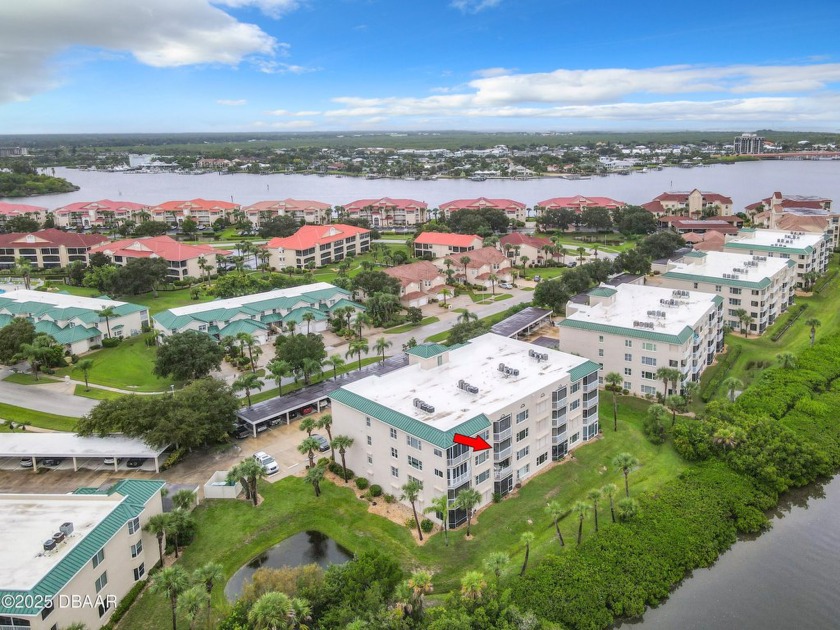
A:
346 338 369 370
325 354 345 380
317 413 335 460
96 306 116 338
232 373 264 407
144 513 169 566
331 435 354 481
298 436 320 469
483 552 510 587
154 331 224 381
544 500 566 546
13 257 32 290
401 479 425 541
586 489 601 532
572 501 590 545
0 317 35 365
374 336 392 362
601 483 618 523
266 358 292 396
459 255 471 283
455 488 482 537
519 531 535 576
248 591 295 630
805 317 821 347
176 585 209 630
604 371 623 431
424 495 450 546
305 463 325 497
613 452 640 497
150 566 190 630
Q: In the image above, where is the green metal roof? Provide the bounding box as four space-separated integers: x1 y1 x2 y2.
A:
0 480 164 617
588 287 617 298
329 388 490 448
405 343 449 359
281 307 328 325
568 360 601 382
661 270 772 290
712 295 724 306
725 241 813 255
558 318 695 345
217 319 268 338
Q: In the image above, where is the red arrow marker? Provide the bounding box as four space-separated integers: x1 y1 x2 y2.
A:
453 434 491 451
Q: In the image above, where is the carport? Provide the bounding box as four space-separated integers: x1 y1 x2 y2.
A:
0 434 169 473
237 355 410 435
490 306 553 339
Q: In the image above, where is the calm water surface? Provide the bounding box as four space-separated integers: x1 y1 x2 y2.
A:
224 530 352 601
5 161 840 210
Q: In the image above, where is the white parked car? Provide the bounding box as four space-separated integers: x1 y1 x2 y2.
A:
499 282 513 290
253 451 279 475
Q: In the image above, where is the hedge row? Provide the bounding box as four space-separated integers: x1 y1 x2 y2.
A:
700 345 742 402
769 303 808 342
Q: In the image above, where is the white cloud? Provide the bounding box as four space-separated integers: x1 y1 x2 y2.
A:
0 0 278 103
218 99 247 106
213 0 300 18
473 67 516 78
451 0 503 14
254 60 318 74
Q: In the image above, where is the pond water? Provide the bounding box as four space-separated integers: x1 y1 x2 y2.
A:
224 530 352 601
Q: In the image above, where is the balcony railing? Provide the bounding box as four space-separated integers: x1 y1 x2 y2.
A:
493 445 512 462
494 467 512 481
493 427 512 442
583 380 598 393
552 398 567 410
552 433 567 445
448 471 471 488
447 450 471 468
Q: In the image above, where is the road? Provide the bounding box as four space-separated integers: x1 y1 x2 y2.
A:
0 367 98 418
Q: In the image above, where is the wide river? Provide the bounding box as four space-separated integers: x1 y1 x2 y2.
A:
10 160 840 628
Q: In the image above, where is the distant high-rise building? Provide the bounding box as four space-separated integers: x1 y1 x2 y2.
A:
0 147 28 158
734 133 764 154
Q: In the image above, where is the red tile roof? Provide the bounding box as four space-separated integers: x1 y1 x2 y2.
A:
499 232 551 249
344 197 427 211
89 236 228 261
0 229 109 248
774 214 830 233
153 198 239 211
383 261 443 286
0 202 47 215
653 191 733 204
414 232 482 247
440 197 526 211
445 246 508 268
54 199 147 215
642 200 666 214
243 199 330 212
665 219 738 234
537 195 625 210
265 224 370 251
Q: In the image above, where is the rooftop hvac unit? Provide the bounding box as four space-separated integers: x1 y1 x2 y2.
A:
43 539 56 552
498 363 506 373
457 380 479 394
52 532 65 545
503 366 520 377
60 522 74 537
413 398 435 413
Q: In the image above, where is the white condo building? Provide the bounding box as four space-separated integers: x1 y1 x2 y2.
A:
558 284 724 397
722 228 830 288
329 334 600 527
656 250 796 335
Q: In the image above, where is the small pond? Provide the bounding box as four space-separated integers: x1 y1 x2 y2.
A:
224 530 353 601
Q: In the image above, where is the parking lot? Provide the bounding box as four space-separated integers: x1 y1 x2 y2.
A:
0 456 160 473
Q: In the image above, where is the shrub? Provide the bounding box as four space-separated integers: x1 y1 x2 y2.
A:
405 518 417 530
369 484 383 497
102 337 122 348
420 518 434 533
616 497 640 521
384 493 396 504
492 492 502 504
317 457 329 466
328 461 344 475
89 344 101 350
161 447 187 471
100 578 147 630
355 477 369 490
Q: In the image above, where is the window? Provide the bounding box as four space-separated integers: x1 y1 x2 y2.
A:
624 339 632 347
407 435 422 450
475 451 489 465
389 428 397 439
433 448 442 457
391 466 399 478
624 367 632 376
569 399 580 410
598 349 604 357
642 342 657 351
641 384 658 395
516 410 529 424
623 381 631 390
624 353 632 362
133 563 145 581
127 517 140 535
367 454 373 464
571 382 581 394
95 571 108 593
729 298 741 306
365 417 371 427
98 599 112 618
92 548 105 568
391 447 399 459
641 356 657 366
598 335 604 342
408 455 423 470
715 285 722 292
407 475 421 485
516 446 530 460
516 428 529 442
570 432 580 444
536 452 548 466
642 371 656 380
475 470 490 485
730 287 742 295
693 282 699 289
130 541 142 558
366 435 372 446
434 468 444 478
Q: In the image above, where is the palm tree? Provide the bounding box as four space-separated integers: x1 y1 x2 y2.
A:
722 376 743 402
777 352 796 369
176 585 209 630
74 358 95 391
405 570 434 617
151 566 190 630
439 287 452 306
171 489 196 511
613 452 640 497
299 417 317 436
166 509 191 558
232 373 264 407
488 273 499 296
301 357 322 384
544 500 566 546
248 591 295 630
443 258 455 284
604 371 622 431
577 246 586 263
586 489 601 532
601 483 618 523
192 562 224 594
459 571 487 602
144 513 169 566
805 317 821 347
325 354 345 380
572 501 590 545
683 380 700 406
298 436 320 469
13 257 32 290
18 338 51 381
267 359 292 396
483 552 510 587
331 435 354 481
424 495 450 546
228 458 266 506
519 255 529 269
97 306 116 338
734 308 752 337
455 488 482 537
713 427 743 451
401 479 425 541
665 394 685 426
458 309 478 324
655 367 682 398
317 413 334 460
519 531 535 576
459 256 472 284
197 255 211 284
352 311 372 339
305 463 325 497
374 336 392 362
301 312 316 335
346 338 369 370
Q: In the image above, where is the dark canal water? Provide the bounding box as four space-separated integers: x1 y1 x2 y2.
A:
224 530 352 601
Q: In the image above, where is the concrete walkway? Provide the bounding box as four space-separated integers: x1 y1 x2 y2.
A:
0 368 97 418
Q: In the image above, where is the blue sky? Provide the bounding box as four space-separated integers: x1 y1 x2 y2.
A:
2 0 840 133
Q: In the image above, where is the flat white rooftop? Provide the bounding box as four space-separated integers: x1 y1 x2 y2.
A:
725 229 824 251
0 289 129 310
164 281 340 316
342 333 588 431
666 250 790 283
567 284 717 335
0 493 122 590
0 434 167 458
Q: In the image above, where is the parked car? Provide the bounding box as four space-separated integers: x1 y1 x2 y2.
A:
288 410 300 420
533 275 541 283
103 457 123 466
312 434 330 452
499 282 513 290
19 458 33 468
300 406 315 416
41 458 63 467
567 261 577 267
231 425 251 440
126 458 146 468
253 451 279 475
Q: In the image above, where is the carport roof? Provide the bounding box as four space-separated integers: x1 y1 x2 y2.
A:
0 434 167 458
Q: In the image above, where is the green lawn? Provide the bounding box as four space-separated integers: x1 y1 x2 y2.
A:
470 292 513 303
73 384 126 401
54 335 174 392
41 284 209 315
0 403 77 431
120 397 684 629
534 232 640 254
424 307 524 343
385 316 440 333
3 373 60 385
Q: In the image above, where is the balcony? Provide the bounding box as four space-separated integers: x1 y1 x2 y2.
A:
494 466 512 481
552 433 568 445
447 450 471 468
448 470 471 488
583 396 598 410
493 427 512 442
552 397 567 410
493 445 512 462
583 380 598 394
